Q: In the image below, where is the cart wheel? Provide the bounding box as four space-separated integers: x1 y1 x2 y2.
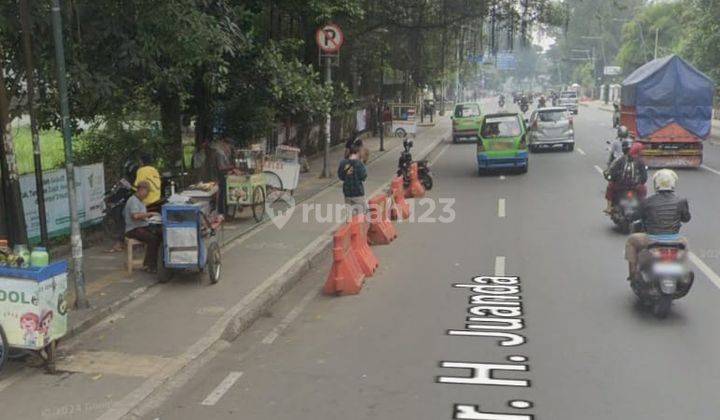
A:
0 325 7 372
226 203 237 219
206 242 221 284
252 187 266 222
263 171 283 193
395 128 407 138
157 247 173 283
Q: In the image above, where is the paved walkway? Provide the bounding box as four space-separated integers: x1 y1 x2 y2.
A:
0 115 450 420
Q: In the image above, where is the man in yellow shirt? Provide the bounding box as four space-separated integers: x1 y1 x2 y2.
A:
134 154 161 206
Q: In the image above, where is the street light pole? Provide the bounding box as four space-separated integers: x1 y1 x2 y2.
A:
20 0 49 246
51 0 88 309
320 56 331 178
379 52 385 152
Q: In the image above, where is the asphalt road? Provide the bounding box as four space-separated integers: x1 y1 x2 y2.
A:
137 102 720 420
10 101 720 420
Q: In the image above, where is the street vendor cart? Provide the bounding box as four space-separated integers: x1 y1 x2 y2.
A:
391 104 418 138
226 149 266 222
0 261 69 373
158 203 222 284
263 145 301 194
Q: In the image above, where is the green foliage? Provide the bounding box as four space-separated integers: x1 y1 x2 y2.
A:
7 125 65 175
678 0 720 82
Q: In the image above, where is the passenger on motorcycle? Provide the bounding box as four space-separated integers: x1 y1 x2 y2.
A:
625 169 691 281
604 141 647 214
608 126 630 166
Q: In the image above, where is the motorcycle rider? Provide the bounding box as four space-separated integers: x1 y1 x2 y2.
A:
625 169 691 281
608 125 631 167
498 93 505 107
604 141 648 214
538 95 547 108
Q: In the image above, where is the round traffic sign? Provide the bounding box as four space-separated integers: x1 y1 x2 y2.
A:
316 23 344 53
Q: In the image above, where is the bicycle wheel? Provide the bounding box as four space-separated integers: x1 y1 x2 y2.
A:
0 325 8 372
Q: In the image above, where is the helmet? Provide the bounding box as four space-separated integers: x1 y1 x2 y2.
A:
653 169 678 192
621 139 633 154
617 125 629 139
628 142 644 158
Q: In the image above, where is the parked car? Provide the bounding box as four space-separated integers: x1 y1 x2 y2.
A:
558 90 579 115
527 107 575 152
451 102 483 143
476 113 529 174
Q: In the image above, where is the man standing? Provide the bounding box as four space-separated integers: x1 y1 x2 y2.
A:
209 136 235 215
124 181 162 272
338 140 367 216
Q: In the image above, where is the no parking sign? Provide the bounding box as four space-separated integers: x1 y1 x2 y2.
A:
316 23 344 53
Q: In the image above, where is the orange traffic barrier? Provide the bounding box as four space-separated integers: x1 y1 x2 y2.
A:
367 194 397 245
323 223 364 295
404 162 426 199
390 176 410 220
350 215 379 276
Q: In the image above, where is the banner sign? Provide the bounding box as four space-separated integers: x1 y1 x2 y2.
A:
20 163 105 242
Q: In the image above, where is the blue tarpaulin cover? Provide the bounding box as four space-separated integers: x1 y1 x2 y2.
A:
621 55 714 139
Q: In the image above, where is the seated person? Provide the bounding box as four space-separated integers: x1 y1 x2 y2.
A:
124 181 162 273
134 153 162 207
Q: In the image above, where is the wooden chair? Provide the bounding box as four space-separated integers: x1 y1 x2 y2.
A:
125 237 146 275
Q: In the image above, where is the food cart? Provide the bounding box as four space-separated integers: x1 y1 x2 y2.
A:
158 204 222 284
263 145 301 194
390 104 418 137
0 261 69 373
226 149 266 222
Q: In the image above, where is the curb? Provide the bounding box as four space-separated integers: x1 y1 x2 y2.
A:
99 132 449 420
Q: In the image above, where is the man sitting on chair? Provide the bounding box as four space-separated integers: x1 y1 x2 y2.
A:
124 181 162 273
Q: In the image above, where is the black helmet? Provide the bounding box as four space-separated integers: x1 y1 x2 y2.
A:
621 139 633 154
617 125 629 139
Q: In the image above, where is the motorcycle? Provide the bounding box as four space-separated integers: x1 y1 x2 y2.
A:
519 100 529 113
102 177 133 237
397 139 433 191
604 178 640 233
630 227 694 318
498 97 505 108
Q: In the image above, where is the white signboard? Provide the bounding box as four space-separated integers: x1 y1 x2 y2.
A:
20 163 105 242
356 109 368 132
604 66 622 76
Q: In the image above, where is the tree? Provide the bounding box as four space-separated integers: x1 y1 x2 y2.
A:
679 0 720 82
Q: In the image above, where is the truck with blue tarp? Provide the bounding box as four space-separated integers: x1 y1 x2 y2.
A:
620 55 714 168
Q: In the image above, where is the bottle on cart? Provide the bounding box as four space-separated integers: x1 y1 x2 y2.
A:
30 247 49 267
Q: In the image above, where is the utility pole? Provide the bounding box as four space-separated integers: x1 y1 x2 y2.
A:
51 0 88 309
0 49 29 247
379 52 385 151
439 0 447 116
20 0 49 246
321 56 331 178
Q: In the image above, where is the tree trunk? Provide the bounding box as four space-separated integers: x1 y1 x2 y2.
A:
193 68 214 148
158 88 183 167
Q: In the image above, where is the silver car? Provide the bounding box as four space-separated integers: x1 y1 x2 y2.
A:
527 107 575 152
558 90 579 114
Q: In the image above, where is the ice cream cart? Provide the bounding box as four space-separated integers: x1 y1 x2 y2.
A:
391 104 418 138
226 148 266 222
0 260 69 373
158 204 222 284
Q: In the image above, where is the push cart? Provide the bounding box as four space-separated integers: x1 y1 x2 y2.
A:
263 145 301 194
0 261 69 374
226 148 266 222
390 103 418 138
158 204 222 284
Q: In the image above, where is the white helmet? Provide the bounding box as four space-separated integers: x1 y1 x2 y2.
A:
653 169 678 192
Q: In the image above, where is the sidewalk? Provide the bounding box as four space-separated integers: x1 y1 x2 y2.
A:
0 116 450 420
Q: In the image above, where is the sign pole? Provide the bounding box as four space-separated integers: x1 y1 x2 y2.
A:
51 0 87 309
321 56 331 178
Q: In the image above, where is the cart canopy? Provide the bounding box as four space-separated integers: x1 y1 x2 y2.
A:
621 55 714 139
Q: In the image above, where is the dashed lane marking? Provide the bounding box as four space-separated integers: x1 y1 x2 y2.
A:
499 175 506 180
593 165 604 174
689 252 720 290
498 199 506 218
429 143 451 166
261 288 318 344
494 256 506 277
577 147 586 156
701 164 720 177
200 371 244 406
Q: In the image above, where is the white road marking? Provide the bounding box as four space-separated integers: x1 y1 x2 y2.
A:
499 175 506 180
576 147 586 156
498 198 506 218
261 288 318 344
200 371 244 406
593 165 604 174
701 164 720 177
689 252 720 290
494 256 506 277
429 143 451 166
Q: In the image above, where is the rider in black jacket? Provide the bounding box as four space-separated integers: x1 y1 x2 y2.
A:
625 169 691 280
